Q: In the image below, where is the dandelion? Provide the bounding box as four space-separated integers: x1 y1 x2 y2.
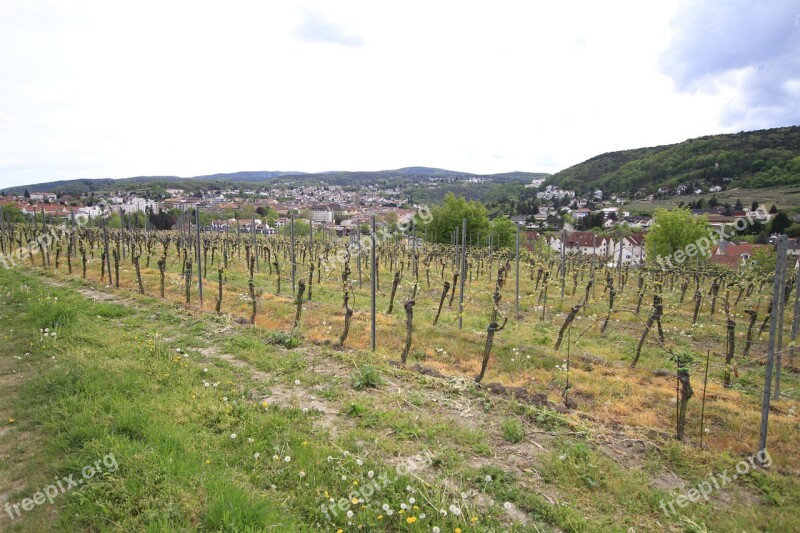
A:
406 516 417 524
356 459 363 466
294 379 301 385
504 501 512 510
204 459 211 464
7 418 14 424
254 452 260 459
347 510 353 518
230 433 237 439
367 471 374 478
273 455 280 461
247 437 254 443
284 456 291 462
327 456 334 462
342 475 347 481
449 505 461 516
299 471 306 478
203 368 208 372
351 497 359 504
401 503 407 510
382 504 390 511
409 497 415 504
433 528 441 533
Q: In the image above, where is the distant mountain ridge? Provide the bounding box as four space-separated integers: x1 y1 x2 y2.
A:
546 125 800 195
2 168 549 195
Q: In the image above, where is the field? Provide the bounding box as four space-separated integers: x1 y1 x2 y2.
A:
627 185 800 215
0 223 798 532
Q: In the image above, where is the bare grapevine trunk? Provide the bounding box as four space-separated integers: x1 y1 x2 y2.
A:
475 290 508 383
400 299 415 364
433 281 450 326
293 279 306 333
555 304 581 350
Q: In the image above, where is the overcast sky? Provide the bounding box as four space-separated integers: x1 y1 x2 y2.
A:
1 0 798 188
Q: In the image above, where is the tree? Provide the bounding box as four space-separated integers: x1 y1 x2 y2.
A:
0 205 25 222
770 212 791 235
734 198 743 210
645 208 710 266
24 189 30 199
785 223 800 238
769 204 778 214
751 200 759 211
427 193 490 244
490 216 516 248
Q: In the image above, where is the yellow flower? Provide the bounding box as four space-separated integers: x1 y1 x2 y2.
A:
406 516 417 524
352 480 358 486
261 401 269 408
470 517 478 523
204 459 211 464
303 440 308 446
455 529 461 533
351 498 359 504
336 530 343 533
377 515 383 520
7 418 14 424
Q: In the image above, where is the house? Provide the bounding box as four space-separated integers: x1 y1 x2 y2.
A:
29 192 57 202
311 205 334 224
574 208 591 220
550 231 614 257
710 242 771 269
610 233 646 266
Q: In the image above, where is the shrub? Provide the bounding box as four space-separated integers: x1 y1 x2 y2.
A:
501 418 525 444
351 364 382 391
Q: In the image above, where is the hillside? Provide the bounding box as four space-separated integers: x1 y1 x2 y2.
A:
547 126 800 195
1 168 549 196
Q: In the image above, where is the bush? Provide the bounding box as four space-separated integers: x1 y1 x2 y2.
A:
264 331 300 349
351 364 382 391
501 418 525 444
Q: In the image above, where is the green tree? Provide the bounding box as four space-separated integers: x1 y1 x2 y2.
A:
0 204 25 222
427 193 490 244
645 208 709 267
785 223 800 238
770 212 791 235
490 216 516 248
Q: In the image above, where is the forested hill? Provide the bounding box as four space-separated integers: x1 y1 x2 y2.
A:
546 126 800 195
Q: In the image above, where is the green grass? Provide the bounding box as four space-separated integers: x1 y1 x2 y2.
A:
1 260 799 532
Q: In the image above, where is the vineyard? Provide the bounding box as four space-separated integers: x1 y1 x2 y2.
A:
0 215 799 531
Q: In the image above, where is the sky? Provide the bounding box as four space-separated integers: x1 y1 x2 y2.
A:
0 0 798 188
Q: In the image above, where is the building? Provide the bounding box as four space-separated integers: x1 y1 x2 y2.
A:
610 233 646 266
311 205 334 223
550 231 613 257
